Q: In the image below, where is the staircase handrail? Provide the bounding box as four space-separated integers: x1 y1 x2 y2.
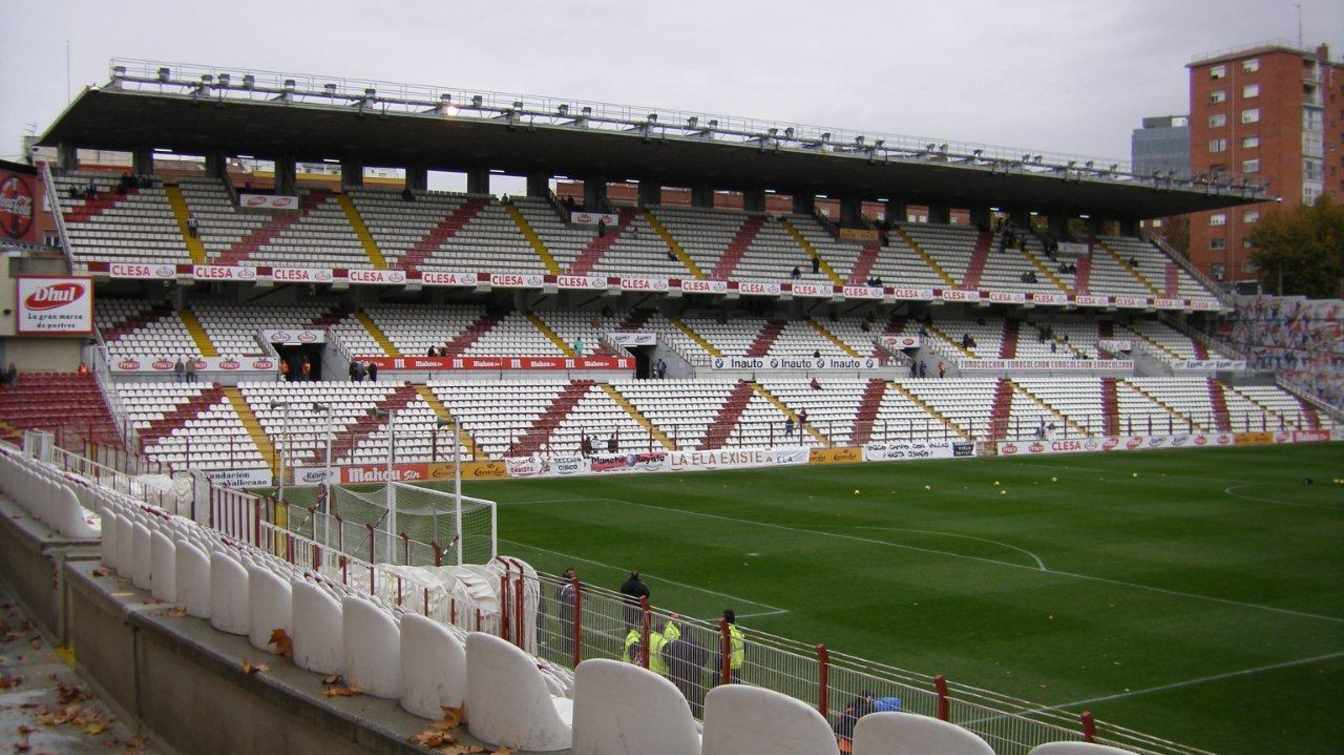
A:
39 161 77 273
1143 230 1233 308
1158 315 1239 362
810 207 841 241
89 345 136 449
1275 376 1344 424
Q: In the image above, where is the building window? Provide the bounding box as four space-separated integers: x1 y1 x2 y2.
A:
1242 159 1260 173
1243 210 1260 223
1304 186 1319 204
1208 113 1227 128
1210 213 1227 226
1303 109 1323 130
1210 238 1226 250
1211 263 1226 280
1243 240 1256 250
1151 218 1164 228
1209 138 1227 153
1242 84 1260 98
1241 135 1260 149
1241 108 1260 124
1242 58 1260 73
1211 65 1226 79
1210 90 1227 104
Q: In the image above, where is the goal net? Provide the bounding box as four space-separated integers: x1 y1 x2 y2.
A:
294 481 497 567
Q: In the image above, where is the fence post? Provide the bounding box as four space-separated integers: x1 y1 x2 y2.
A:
934 674 950 721
433 541 443 567
718 618 732 685
640 595 651 670
401 532 410 565
365 523 375 563
500 571 512 643
1080 710 1096 742
572 574 583 668
816 644 829 720
514 573 525 648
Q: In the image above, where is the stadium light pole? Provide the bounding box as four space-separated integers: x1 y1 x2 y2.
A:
269 401 291 505
372 407 397 559
313 401 334 547
437 416 462 565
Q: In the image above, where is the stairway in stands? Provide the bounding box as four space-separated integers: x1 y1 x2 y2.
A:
312 384 420 464
1164 263 1180 298
136 386 227 447
701 381 756 450
0 373 122 448
846 242 882 285
1206 379 1232 431
213 191 329 266
1191 337 1210 360
102 301 175 342
399 198 487 273
568 207 635 275
1073 256 1091 294
61 187 138 224
988 378 1014 440
960 230 993 289
998 319 1020 359
1296 397 1322 429
441 311 503 357
710 216 765 279
507 381 593 456
1100 378 1121 435
850 379 887 446
745 320 786 357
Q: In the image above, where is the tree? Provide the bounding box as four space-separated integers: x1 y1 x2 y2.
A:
1160 215 1190 258
1247 194 1344 298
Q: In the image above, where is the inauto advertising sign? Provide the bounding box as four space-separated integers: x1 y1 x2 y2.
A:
15 276 94 334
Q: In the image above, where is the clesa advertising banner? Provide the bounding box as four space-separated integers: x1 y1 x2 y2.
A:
15 276 94 335
862 440 973 462
990 433 1236 456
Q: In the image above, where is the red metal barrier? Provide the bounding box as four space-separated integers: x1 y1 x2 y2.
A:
1081 710 1096 742
817 644 830 720
719 618 732 685
571 575 584 668
640 596 651 669
934 674 950 721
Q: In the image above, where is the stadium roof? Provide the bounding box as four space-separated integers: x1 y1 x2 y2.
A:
37 59 1269 219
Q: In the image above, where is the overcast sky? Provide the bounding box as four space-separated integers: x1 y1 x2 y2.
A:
4 0 1342 178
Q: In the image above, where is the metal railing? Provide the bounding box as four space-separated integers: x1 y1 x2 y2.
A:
102 57 1265 200
38 161 77 272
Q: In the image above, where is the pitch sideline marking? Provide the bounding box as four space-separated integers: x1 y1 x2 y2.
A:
501 496 1344 625
815 526 1047 570
1029 650 1344 714
497 537 790 618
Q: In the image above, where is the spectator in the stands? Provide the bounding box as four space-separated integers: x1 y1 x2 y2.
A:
401 186 415 202
619 569 650 629
574 337 585 355
352 361 366 382
597 219 607 238
1129 257 1138 267
810 377 821 391
811 256 820 275
666 250 677 262
367 361 377 382
185 359 197 384
938 361 946 378
85 179 97 199
813 349 822 359
186 213 200 238
4 364 15 387
174 357 186 383
791 265 801 279
860 319 871 332
607 433 618 453
784 416 795 437
1050 341 1058 353
918 361 927 378
347 361 358 381
301 358 312 382
427 345 437 357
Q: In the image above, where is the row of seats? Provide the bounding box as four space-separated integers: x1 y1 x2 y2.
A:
61 175 1215 301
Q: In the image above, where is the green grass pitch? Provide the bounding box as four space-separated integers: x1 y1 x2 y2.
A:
279 443 1344 754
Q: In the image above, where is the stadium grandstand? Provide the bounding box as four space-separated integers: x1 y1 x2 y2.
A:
0 57 1340 755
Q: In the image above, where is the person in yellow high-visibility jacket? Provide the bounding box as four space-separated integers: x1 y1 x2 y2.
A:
715 608 745 684
623 615 681 676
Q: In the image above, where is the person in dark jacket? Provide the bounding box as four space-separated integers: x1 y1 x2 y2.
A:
619 569 651 629
367 361 378 382
663 633 710 718
555 567 579 658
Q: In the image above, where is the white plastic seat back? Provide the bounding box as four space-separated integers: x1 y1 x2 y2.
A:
176 540 211 618
853 712 994 755
1028 744 1138 755
342 597 402 699
209 551 249 635
291 580 343 675
131 522 153 590
114 514 135 574
465 631 572 752
400 614 467 719
702 684 838 755
572 658 699 755
150 530 176 602
247 565 292 653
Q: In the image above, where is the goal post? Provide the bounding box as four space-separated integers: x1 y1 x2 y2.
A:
314 481 497 566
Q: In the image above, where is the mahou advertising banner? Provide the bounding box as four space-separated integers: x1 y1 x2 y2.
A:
15 276 94 334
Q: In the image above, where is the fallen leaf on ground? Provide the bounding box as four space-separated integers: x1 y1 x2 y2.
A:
91 568 109 578
267 628 293 658
240 660 269 675
155 607 187 619
321 674 343 686
409 728 456 748
56 682 90 705
321 685 363 698
433 704 465 731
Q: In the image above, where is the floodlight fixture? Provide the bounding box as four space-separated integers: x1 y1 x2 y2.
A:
707 119 719 128
217 73 230 87
687 116 698 128
283 79 295 91
324 83 338 96
242 74 255 89
157 67 171 82
474 95 486 108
